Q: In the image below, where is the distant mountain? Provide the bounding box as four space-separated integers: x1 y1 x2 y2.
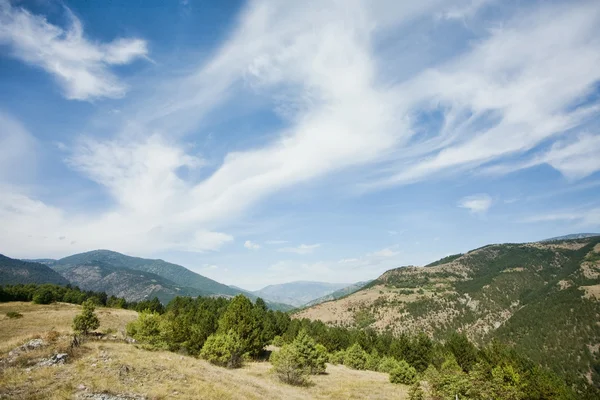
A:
302 281 370 307
296 236 600 386
542 233 600 242
52 261 207 303
0 254 69 286
228 285 295 312
254 281 350 307
52 250 293 310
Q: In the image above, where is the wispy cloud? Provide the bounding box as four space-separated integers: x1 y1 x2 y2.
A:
459 194 493 214
278 244 321 255
522 208 600 227
265 240 288 245
0 1 148 100
244 240 261 250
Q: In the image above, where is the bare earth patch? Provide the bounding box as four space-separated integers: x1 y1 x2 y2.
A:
581 284 600 300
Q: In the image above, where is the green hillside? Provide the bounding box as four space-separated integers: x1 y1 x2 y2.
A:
0 254 69 286
297 237 600 389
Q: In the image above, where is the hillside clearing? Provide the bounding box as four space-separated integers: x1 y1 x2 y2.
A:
0 302 408 400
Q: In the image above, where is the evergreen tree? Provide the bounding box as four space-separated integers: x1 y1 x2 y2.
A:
218 295 265 356
72 299 100 335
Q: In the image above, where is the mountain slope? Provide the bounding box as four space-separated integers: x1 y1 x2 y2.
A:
52 261 207 303
56 250 239 297
254 281 350 307
295 237 600 386
0 254 69 286
53 250 293 310
542 233 599 242
302 281 370 307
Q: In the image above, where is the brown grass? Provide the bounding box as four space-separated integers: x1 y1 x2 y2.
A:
0 302 408 400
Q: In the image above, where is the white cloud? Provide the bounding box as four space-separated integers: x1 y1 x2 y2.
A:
278 243 321 255
371 246 401 257
244 240 261 250
459 194 493 214
0 1 148 100
523 208 600 227
0 111 37 184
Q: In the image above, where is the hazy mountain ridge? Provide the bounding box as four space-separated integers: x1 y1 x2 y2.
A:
253 281 351 307
296 236 600 385
302 281 371 307
0 254 69 286
541 233 600 242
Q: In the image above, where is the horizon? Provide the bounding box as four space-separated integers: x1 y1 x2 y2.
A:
1 0 600 290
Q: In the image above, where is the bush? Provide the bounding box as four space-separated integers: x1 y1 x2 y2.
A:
272 335 285 347
378 356 401 373
329 350 346 365
408 382 425 400
72 299 100 335
293 330 327 374
365 350 381 371
126 310 165 348
390 360 418 385
271 344 309 385
200 330 244 368
344 343 367 370
32 287 54 304
6 311 23 319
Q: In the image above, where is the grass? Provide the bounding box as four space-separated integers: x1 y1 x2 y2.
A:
0 302 409 399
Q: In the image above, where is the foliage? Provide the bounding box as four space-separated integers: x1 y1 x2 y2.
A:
272 335 285 347
408 382 425 400
389 360 417 385
329 350 346 365
445 333 477 372
32 286 55 304
270 344 309 386
378 356 401 373
126 311 166 348
0 254 69 286
218 295 266 357
72 299 100 335
290 329 327 374
344 343 368 370
200 330 244 368
6 311 23 319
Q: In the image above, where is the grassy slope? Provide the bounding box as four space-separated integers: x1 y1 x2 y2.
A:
0 302 407 400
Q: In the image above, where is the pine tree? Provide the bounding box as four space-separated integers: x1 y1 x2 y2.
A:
218 295 265 357
72 299 100 335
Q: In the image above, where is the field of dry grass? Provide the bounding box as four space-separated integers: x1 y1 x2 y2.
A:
0 302 408 400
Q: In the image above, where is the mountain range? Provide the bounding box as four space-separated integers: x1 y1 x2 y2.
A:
252 281 352 307
295 235 600 386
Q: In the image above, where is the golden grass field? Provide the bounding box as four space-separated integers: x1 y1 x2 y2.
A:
0 302 408 400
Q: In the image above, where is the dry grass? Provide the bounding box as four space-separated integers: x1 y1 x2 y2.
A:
0 302 138 353
0 302 408 400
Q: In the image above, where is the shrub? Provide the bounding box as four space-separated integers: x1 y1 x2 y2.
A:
6 311 23 319
72 299 100 335
293 330 327 374
365 350 381 371
408 381 425 400
126 310 165 348
271 344 309 385
329 350 346 365
378 356 401 373
272 335 285 347
200 330 244 368
32 287 54 304
344 343 367 370
390 360 418 385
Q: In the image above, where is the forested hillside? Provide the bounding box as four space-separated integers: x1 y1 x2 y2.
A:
0 255 69 286
296 237 600 389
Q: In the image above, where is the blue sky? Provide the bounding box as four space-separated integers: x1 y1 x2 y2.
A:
1 0 599 290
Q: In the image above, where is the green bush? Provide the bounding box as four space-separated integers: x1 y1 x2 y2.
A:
32 287 54 304
390 360 418 385
271 344 309 386
365 350 381 371
6 311 23 319
378 356 401 373
293 330 327 374
126 310 165 348
408 382 425 400
200 330 244 368
72 299 100 335
329 350 346 365
344 343 367 370
272 335 285 347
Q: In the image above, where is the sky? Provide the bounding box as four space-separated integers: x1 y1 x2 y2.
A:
0 0 599 290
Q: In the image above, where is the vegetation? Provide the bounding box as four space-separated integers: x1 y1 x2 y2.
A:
5 311 23 319
200 330 244 368
389 360 417 385
72 299 100 335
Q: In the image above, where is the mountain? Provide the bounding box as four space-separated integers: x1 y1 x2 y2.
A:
254 281 351 307
0 254 69 286
52 250 293 310
302 281 370 307
542 233 600 242
295 236 600 386
51 261 207 303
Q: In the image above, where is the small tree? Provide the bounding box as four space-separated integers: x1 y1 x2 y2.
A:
126 310 165 348
72 299 100 335
293 329 327 374
344 343 367 370
390 360 418 385
200 330 244 368
271 344 309 385
378 356 401 373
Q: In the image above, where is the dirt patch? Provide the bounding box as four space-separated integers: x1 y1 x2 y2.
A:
581 285 600 300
